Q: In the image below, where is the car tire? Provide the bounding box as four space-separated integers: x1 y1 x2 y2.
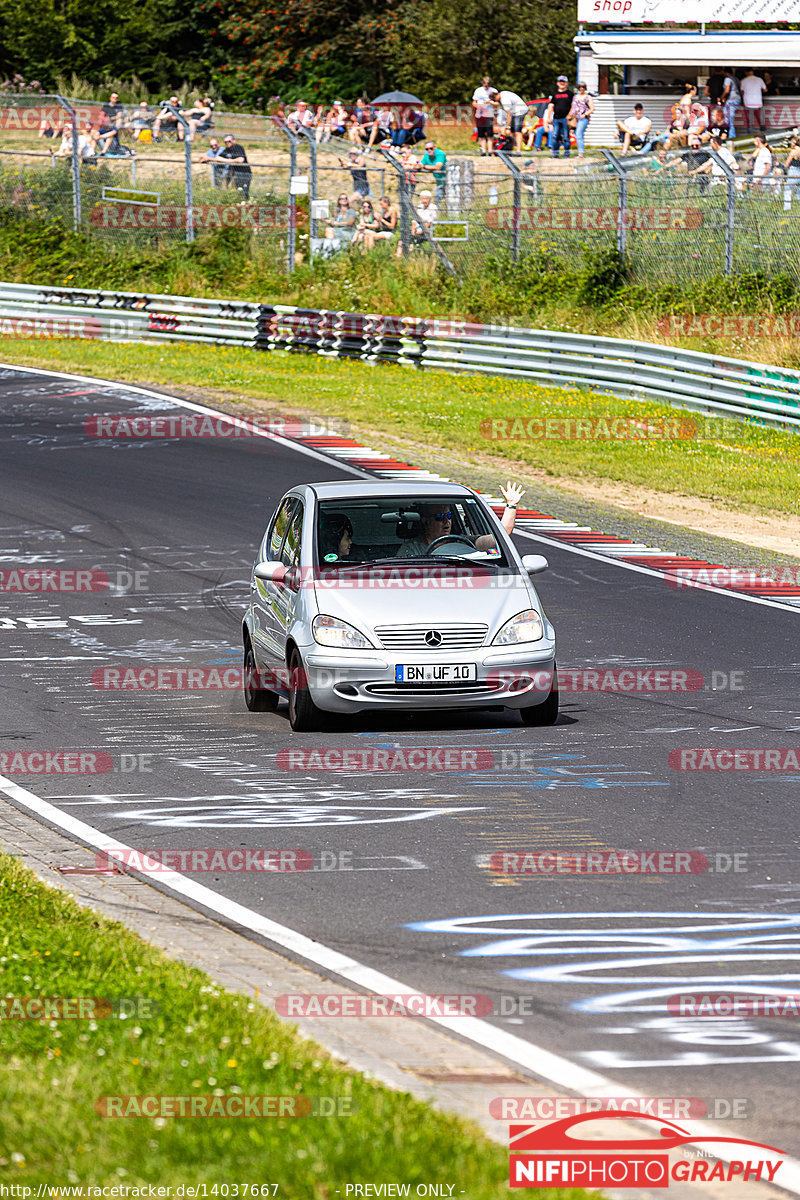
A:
288 648 327 732
243 637 279 712
519 668 559 726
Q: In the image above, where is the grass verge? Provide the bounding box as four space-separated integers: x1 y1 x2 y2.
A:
2 337 798 519
0 850 592 1196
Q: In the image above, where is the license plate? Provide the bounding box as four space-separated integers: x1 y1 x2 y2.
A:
395 663 477 683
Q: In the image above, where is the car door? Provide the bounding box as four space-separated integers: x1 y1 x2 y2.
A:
274 499 305 661
252 495 298 668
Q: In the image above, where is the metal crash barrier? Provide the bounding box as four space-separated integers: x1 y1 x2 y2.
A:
1 281 799 431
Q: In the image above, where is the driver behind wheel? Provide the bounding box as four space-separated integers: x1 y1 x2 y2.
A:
394 482 525 558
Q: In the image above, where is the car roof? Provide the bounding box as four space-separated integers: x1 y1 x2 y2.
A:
305 481 478 500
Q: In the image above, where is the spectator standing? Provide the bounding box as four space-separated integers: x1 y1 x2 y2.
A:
419 139 447 202
705 67 726 110
545 75 574 160
569 82 594 158
783 136 800 207
740 68 767 134
616 104 652 155
200 137 225 187
472 75 495 155
750 133 773 188
324 192 358 246
721 70 741 135
495 88 528 153
764 71 781 97
219 134 252 199
339 147 370 197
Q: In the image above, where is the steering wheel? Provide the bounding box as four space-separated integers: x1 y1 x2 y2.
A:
425 534 477 555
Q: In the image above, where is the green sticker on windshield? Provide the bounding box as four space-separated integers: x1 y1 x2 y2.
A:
324 553 339 561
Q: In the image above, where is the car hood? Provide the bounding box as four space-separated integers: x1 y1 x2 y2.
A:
313 570 538 640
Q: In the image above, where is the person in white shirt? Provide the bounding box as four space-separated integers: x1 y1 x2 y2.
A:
751 134 773 187
472 75 495 155
689 135 741 188
409 191 438 248
494 89 528 152
616 104 652 155
688 103 708 139
286 100 315 132
740 68 767 134
722 70 741 135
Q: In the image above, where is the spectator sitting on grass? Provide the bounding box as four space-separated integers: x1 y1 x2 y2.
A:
324 192 358 246
616 104 652 155
373 195 398 242
706 106 730 143
184 96 214 138
689 134 739 186
286 100 315 132
38 115 64 139
391 107 425 148
353 198 382 247
419 139 447 202
54 122 74 156
348 97 374 145
153 95 182 141
409 190 438 247
367 103 395 149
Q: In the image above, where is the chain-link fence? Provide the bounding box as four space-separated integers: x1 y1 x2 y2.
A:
2 91 799 281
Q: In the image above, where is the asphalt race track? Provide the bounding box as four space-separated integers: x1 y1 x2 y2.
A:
1 365 799 1167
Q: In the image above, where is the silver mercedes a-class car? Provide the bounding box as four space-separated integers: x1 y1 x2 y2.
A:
243 481 557 731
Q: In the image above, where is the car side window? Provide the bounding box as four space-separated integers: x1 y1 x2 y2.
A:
281 502 304 568
267 497 298 561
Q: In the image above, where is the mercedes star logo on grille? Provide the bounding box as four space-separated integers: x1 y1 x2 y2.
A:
424 629 443 647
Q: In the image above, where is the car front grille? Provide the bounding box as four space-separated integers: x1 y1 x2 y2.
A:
374 623 488 651
364 681 502 697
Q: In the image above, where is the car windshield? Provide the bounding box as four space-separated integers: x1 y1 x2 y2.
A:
315 496 515 570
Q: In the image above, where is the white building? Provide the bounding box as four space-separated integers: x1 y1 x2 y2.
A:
574 29 800 145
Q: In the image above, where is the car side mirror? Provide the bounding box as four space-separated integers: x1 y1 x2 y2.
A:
521 554 549 575
254 560 286 582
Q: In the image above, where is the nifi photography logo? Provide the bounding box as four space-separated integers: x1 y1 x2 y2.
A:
508 1113 785 1189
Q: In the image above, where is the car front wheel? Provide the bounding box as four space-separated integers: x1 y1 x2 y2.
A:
288 649 328 732
519 666 559 726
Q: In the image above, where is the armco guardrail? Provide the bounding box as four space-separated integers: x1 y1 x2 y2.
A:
1 282 799 431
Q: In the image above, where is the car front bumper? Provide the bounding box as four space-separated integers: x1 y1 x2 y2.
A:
300 642 556 713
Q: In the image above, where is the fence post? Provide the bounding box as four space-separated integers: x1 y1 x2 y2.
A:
296 125 318 241
379 147 411 257
273 118 298 274
708 146 737 275
600 148 627 257
495 148 523 264
56 95 80 232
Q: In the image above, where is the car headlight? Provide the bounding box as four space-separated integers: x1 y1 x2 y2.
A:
493 609 544 645
313 614 373 649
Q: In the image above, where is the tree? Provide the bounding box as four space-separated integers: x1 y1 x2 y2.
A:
211 0 406 102
390 0 575 102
